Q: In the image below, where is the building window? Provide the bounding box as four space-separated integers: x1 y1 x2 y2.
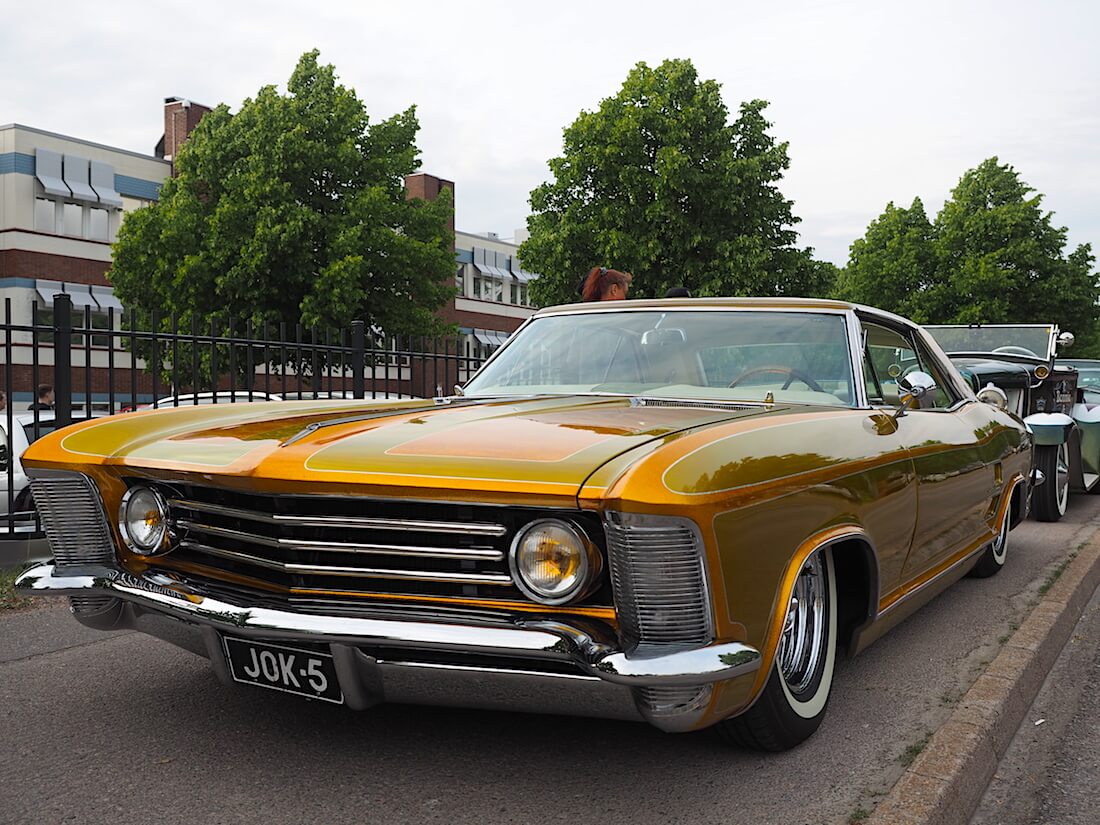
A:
62 203 83 237
89 208 109 241
35 306 114 348
35 198 56 233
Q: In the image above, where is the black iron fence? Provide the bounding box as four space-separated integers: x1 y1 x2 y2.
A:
1 294 489 536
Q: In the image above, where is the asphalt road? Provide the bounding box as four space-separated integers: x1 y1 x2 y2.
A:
971 584 1100 825
3 497 1099 825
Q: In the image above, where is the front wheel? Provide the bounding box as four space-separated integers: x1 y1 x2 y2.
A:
715 547 837 751
1034 443 1069 522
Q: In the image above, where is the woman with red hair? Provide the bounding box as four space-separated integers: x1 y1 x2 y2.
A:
578 266 632 302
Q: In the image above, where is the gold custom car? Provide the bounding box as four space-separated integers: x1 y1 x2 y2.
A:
16 298 1032 750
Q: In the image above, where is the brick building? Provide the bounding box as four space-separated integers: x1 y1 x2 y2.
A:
0 99 540 407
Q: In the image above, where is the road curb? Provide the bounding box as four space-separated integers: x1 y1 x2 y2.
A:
866 532 1100 825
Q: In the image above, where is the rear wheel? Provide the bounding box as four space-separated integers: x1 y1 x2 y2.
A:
969 509 1010 578
1034 443 1069 522
715 548 837 751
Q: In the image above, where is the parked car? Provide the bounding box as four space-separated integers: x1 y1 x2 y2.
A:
1 412 104 520
142 390 284 409
17 299 1031 750
925 324 1097 522
1058 358 1100 401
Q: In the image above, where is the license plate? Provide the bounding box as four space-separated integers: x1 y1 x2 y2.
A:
223 637 344 704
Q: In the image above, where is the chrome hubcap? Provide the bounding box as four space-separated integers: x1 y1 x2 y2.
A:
777 554 827 694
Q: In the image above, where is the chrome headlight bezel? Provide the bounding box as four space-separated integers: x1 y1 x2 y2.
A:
508 518 602 606
118 485 172 556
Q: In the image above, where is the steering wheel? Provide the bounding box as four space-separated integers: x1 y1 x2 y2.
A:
728 365 825 393
993 345 1041 359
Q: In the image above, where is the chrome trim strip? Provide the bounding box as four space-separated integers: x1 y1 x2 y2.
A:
15 562 761 688
168 499 507 537
878 544 986 618
173 519 503 561
179 540 513 585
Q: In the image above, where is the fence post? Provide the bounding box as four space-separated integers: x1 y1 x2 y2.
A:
52 293 72 427
351 320 365 399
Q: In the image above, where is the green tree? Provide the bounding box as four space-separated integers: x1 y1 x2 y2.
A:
521 59 831 305
833 197 935 320
928 158 1098 351
841 158 1098 354
111 50 455 343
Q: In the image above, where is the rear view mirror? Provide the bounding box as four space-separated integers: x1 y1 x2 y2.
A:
641 328 686 347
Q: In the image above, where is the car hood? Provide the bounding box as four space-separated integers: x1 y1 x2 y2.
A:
28 395 805 502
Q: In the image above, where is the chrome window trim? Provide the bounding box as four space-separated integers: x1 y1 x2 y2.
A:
464 306 862 408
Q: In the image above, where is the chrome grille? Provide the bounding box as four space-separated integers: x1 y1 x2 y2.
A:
638 685 713 715
68 594 116 615
604 512 712 650
28 470 115 568
148 484 609 605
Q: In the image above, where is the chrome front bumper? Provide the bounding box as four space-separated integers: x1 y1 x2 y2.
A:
16 563 761 732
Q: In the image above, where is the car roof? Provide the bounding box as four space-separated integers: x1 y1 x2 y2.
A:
536 296 856 315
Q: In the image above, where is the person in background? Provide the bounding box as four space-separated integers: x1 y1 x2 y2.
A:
664 286 692 298
28 384 54 411
579 267 632 302
0 389 6 414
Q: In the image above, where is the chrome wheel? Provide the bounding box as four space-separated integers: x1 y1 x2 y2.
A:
777 553 829 696
1055 442 1070 514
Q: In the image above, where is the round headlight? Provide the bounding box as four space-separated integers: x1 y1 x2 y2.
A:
509 519 600 605
119 486 170 555
1035 365 1050 380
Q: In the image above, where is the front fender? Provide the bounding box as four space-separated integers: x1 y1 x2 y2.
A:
1024 412 1075 446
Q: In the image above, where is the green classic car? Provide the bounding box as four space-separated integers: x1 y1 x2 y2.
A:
18 299 1031 750
926 324 1100 521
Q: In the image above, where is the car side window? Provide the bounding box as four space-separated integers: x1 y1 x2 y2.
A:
912 340 960 409
862 321 958 410
862 323 918 406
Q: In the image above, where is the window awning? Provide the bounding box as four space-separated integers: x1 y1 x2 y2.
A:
473 331 495 346
89 161 123 209
511 267 536 283
35 280 64 306
63 155 99 203
64 284 99 310
472 263 493 277
34 150 71 198
490 332 510 345
91 285 124 312
488 265 513 280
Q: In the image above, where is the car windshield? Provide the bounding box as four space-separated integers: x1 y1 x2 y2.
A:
463 309 856 406
925 325 1054 360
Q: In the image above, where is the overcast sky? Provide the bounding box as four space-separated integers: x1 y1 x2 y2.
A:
2 0 1097 266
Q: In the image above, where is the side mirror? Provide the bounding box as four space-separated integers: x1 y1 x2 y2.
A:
977 382 1008 410
1057 331 1075 351
894 371 938 419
